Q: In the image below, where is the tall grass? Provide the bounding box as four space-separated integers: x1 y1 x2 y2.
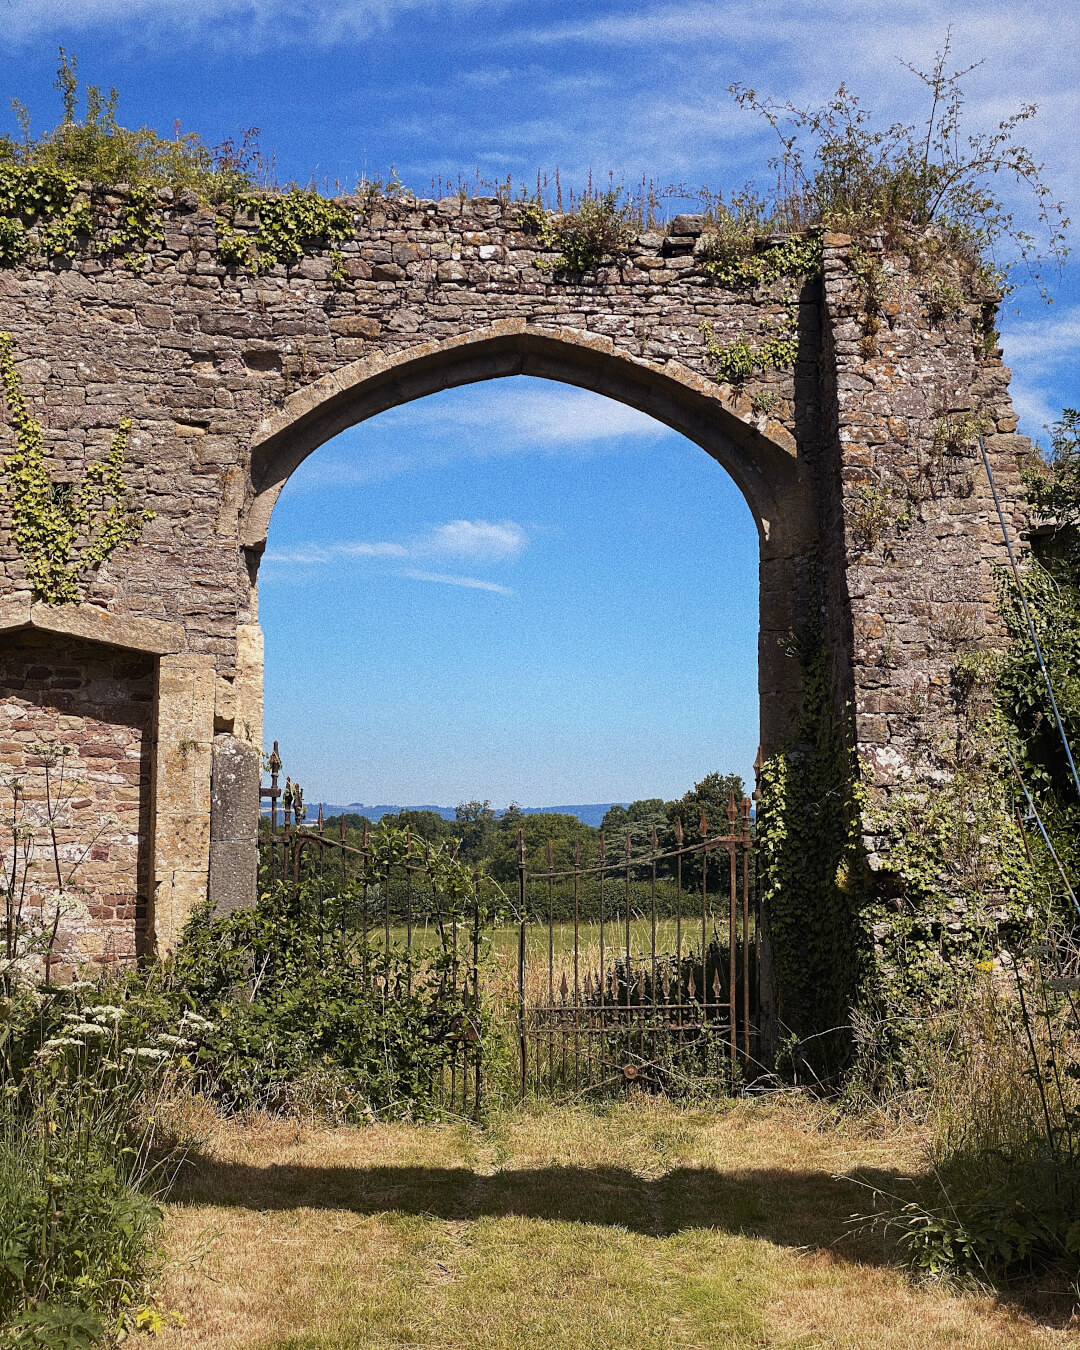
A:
877 957 1080 1281
0 984 193 1347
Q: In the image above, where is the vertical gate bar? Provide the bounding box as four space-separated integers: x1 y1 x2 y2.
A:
547 839 554 1091
625 831 637 1072
573 839 581 1091
624 831 632 1001
742 796 751 1066
361 824 370 983
451 857 459 1110
270 742 280 833
383 849 391 987
753 746 763 1059
405 827 413 999
727 790 737 1072
650 825 658 1086
598 833 606 1084
699 811 708 1081
473 870 482 1121
340 810 347 900
518 827 527 1102
675 816 683 1059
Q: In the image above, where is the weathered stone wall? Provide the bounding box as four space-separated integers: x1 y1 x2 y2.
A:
818 234 1027 798
0 629 153 968
0 187 1032 963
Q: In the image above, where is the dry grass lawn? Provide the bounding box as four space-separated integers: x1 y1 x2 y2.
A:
137 1098 1078 1349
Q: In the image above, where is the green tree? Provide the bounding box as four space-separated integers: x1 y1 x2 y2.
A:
485 810 598 883
454 800 496 863
600 798 668 850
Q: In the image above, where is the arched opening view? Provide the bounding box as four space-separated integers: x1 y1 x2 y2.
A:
253 372 767 1104
257 375 760 815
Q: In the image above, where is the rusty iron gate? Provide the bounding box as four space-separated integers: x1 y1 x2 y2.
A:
514 791 759 1099
259 745 759 1111
258 744 484 1119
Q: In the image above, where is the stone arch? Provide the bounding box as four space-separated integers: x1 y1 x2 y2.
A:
243 322 812 551
240 323 817 763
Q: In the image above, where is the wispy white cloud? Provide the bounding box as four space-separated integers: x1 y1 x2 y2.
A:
423 519 527 561
400 569 513 594
377 383 660 446
999 305 1080 439
0 0 497 46
263 518 527 567
286 381 668 492
1001 306 1080 378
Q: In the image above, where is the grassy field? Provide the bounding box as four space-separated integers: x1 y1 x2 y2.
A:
136 1098 1076 1349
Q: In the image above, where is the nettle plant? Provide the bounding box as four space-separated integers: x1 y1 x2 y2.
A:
0 332 152 604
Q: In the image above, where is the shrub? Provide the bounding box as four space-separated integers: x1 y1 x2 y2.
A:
723 31 1067 296
877 964 1080 1281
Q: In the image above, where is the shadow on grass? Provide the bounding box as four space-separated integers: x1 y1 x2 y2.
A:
172 1155 916 1265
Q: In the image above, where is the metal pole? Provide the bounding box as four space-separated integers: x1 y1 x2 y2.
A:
518 827 527 1102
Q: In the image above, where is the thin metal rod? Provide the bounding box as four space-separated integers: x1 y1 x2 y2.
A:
1004 744 1080 916
518 828 527 1102
742 798 751 1065
980 434 1080 799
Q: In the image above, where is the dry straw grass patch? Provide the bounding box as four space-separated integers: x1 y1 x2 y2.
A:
137 1100 1077 1350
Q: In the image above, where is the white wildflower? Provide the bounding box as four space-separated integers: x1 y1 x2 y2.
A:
67 1023 108 1037
123 1047 170 1061
155 1034 194 1049
41 1036 82 1050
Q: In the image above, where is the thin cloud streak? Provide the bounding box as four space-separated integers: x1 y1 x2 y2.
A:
263 518 527 566
0 0 496 46
400 569 513 594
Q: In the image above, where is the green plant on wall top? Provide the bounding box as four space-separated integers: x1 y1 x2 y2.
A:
0 332 153 604
216 189 354 275
526 191 634 275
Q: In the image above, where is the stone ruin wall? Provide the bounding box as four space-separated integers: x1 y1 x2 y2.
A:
0 629 153 967
0 185 1034 969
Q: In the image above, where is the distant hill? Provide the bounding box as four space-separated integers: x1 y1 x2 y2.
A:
262 801 626 828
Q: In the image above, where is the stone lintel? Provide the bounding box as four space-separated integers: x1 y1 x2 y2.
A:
0 598 184 656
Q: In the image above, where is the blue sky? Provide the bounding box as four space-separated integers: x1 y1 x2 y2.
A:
2 1 1077 804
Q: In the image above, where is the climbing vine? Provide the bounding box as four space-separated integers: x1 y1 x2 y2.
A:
697 231 822 289
0 332 153 604
216 189 354 275
755 605 869 1072
696 234 820 385
0 164 162 270
700 318 799 385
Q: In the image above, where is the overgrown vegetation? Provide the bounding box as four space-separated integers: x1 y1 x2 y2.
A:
0 332 152 605
1 51 265 202
165 837 488 1121
843 411 1080 1284
755 606 867 1076
723 31 1068 295
523 189 635 275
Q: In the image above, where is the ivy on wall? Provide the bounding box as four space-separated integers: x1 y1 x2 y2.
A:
698 233 821 385
0 165 160 271
0 164 353 277
0 332 153 604
755 607 869 1071
216 190 354 275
